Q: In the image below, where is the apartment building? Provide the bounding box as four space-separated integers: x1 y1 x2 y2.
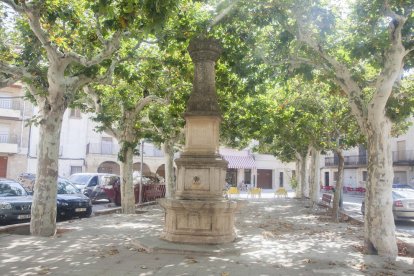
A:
321 118 414 188
0 84 34 179
1 85 296 190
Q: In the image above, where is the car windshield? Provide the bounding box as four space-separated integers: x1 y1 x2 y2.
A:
393 189 414 199
68 174 93 185
57 179 80 194
0 180 28 197
100 175 118 185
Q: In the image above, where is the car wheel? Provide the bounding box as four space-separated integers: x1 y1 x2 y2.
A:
80 207 92 218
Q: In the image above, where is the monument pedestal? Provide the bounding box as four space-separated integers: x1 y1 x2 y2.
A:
159 38 245 245
158 198 240 244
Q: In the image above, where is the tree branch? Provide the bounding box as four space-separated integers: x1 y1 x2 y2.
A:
134 95 167 117
83 85 119 138
0 0 24 12
371 5 408 113
0 75 19 88
24 8 60 60
65 32 122 67
94 13 106 44
0 61 34 81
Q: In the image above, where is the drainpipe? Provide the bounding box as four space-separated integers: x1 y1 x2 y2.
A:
19 99 25 152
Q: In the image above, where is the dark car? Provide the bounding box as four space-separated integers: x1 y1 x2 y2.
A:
68 173 119 203
0 178 32 224
361 187 414 221
56 178 92 219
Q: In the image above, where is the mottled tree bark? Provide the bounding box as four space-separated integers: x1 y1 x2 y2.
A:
120 146 136 214
30 107 64 236
309 147 320 205
363 118 396 256
162 141 175 198
332 150 344 222
296 152 308 198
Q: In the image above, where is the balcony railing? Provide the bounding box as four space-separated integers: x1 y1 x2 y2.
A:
392 150 414 164
0 134 18 144
86 143 165 157
0 98 21 109
325 150 414 167
87 143 120 155
325 155 367 167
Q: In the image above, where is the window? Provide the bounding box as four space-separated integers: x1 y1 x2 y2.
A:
244 169 251 184
70 166 82 175
0 94 12 109
279 172 284 187
334 172 339 181
0 125 9 143
69 108 81 118
362 171 368 181
101 137 113 155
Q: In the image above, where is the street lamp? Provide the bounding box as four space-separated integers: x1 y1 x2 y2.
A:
139 139 144 205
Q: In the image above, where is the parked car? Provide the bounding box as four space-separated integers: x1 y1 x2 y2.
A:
68 173 120 203
16 174 92 220
0 178 32 224
56 178 92 219
361 188 414 221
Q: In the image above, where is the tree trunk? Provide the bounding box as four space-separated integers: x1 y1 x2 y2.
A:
364 117 397 256
300 155 309 198
162 141 175 198
120 146 135 214
30 109 64 236
294 159 300 198
309 147 320 204
332 150 344 222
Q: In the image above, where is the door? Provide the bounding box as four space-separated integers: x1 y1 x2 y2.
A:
393 171 407 185
226 169 237 187
279 172 284 187
257 169 272 189
397 141 406 161
0 156 7 177
324 172 329 186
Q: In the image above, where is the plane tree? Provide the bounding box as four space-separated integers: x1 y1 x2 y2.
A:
82 43 170 214
0 0 176 236
227 0 414 256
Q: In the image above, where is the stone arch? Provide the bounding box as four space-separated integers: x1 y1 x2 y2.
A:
97 161 120 175
156 164 165 178
133 162 151 177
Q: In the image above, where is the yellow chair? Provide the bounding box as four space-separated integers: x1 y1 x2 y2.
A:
248 187 262 198
227 187 240 198
275 187 288 198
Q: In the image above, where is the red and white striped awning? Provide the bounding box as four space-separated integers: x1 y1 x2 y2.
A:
222 155 256 169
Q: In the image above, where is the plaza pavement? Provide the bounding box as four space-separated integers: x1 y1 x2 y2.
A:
0 192 413 276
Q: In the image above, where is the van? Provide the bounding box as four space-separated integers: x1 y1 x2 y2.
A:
68 173 120 203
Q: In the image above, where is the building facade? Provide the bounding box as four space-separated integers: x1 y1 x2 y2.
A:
0 84 34 179
321 118 414 188
1 85 298 191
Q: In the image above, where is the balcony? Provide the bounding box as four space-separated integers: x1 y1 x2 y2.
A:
0 98 23 119
87 143 120 155
325 150 414 167
86 143 165 157
325 155 367 167
0 134 18 154
392 150 414 165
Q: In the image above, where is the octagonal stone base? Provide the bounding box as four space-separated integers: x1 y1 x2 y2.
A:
158 198 244 244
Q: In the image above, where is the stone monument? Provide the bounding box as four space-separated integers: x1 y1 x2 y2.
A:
158 38 243 244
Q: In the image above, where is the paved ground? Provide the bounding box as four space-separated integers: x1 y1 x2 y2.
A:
0 193 413 276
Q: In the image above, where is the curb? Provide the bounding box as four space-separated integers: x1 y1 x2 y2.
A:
340 210 414 256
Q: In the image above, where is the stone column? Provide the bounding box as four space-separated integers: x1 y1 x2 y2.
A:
174 38 228 200
158 38 244 244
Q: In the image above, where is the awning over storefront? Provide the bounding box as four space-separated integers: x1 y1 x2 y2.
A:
222 155 256 169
